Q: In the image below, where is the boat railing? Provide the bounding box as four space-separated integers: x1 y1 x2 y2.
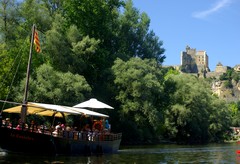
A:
59 130 122 142
1 124 122 142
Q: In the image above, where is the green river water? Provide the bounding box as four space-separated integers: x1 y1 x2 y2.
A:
1 143 240 163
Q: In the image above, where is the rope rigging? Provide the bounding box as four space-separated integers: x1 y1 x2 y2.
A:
0 41 26 114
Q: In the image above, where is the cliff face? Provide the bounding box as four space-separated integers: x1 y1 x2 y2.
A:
212 79 240 102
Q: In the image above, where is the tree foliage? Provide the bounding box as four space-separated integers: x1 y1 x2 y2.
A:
112 58 167 142
117 0 165 63
229 101 240 127
164 74 231 144
13 64 91 106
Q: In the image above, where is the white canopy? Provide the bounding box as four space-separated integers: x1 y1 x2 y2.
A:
3 102 109 118
73 98 114 109
65 107 109 118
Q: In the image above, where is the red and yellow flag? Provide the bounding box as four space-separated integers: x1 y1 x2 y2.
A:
34 30 41 53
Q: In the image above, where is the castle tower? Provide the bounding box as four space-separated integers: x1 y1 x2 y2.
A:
180 45 210 73
196 50 209 72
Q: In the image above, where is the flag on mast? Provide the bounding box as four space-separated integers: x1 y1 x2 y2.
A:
34 30 41 53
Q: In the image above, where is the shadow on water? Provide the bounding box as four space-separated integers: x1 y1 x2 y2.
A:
1 143 240 163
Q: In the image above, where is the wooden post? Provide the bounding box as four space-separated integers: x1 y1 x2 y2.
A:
21 24 35 124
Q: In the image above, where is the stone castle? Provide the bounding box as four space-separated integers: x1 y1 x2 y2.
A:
180 45 210 74
179 45 240 77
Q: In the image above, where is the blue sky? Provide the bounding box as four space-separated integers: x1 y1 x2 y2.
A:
132 0 240 71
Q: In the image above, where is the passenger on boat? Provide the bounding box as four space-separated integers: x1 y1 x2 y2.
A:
16 119 28 130
82 124 92 141
105 119 110 132
5 118 12 128
0 115 2 127
52 122 62 136
37 125 42 133
2 119 6 127
29 120 35 132
83 124 91 131
56 122 62 130
65 125 71 131
93 120 102 131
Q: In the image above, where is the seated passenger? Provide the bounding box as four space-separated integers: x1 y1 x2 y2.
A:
82 124 92 141
37 126 42 133
2 119 6 127
5 118 12 128
15 119 28 130
105 119 110 132
53 122 62 136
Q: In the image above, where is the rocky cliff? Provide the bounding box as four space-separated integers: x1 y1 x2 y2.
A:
212 79 240 102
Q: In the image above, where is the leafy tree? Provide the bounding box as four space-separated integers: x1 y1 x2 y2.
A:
44 14 102 87
44 14 74 73
117 0 165 63
20 0 52 32
0 0 54 103
112 58 167 143
209 99 231 142
164 74 230 144
62 0 123 101
0 0 20 43
13 64 91 106
62 0 123 71
0 43 14 99
229 101 240 127
63 0 122 40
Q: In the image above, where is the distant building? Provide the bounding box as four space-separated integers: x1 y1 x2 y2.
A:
215 62 228 73
180 45 210 73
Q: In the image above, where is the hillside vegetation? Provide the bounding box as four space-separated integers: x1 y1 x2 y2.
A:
211 68 240 102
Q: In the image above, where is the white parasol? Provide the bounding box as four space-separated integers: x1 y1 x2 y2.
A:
73 98 114 109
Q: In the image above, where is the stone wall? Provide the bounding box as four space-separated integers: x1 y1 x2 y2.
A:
215 65 228 73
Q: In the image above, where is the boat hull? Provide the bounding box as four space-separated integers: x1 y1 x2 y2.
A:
0 127 56 155
0 127 121 155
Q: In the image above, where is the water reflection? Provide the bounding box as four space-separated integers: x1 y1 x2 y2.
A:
0 143 239 163
120 144 239 163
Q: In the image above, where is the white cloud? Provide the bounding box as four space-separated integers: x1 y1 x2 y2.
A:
192 0 232 19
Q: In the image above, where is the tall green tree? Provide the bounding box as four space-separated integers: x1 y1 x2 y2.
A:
62 0 123 90
112 58 167 143
0 0 27 100
229 101 240 127
117 0 165 63
61 0 165 101
63 0 122 41
164 74 230 144
0 43 13 100
209 99 231 142
44 14 101 80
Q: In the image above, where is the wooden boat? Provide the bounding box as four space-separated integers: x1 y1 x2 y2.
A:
0 25 121 155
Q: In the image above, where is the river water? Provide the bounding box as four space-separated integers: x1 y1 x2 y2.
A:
1 143 240 163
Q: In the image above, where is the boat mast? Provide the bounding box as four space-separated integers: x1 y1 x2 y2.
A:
21 24 36 124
